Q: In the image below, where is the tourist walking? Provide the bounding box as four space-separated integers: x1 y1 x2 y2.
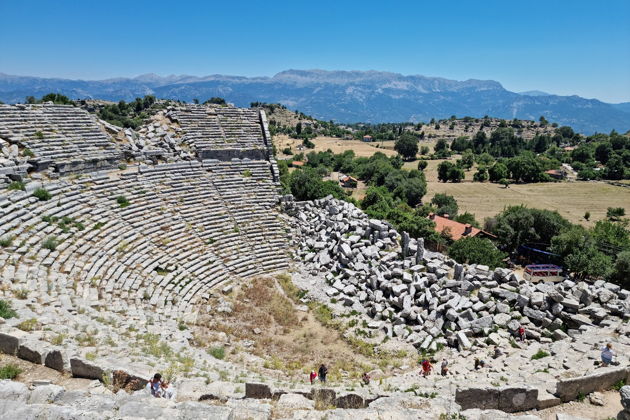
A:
518 326 526 342
318 364 328 383
421 359 433 377
309 370 318 384
440 359 449 376
601 343 615 367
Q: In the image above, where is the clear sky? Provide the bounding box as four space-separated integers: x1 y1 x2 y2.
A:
1 0 629 102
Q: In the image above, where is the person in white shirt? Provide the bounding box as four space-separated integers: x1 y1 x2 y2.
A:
160 381 176 399
601 343 615 367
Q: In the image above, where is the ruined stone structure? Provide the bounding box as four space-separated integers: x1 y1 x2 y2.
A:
1 103 629 419
0 104 122 174
0 104 288 316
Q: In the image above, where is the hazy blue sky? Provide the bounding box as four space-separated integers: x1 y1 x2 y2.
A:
1 0 629 102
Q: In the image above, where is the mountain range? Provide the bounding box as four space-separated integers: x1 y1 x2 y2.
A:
1 70 629 134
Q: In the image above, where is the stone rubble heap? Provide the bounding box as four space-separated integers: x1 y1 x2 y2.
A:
286 196 630 351
99 111 195 162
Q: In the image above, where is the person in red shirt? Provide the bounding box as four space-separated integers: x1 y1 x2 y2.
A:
309 370 317 384
420 359 433 377
518 326 526 342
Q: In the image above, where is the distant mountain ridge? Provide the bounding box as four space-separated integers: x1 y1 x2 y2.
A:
1 70 629 134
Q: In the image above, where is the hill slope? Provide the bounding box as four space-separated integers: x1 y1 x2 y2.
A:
1 70 629 134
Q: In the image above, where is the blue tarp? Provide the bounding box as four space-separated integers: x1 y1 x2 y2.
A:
519 244 560 257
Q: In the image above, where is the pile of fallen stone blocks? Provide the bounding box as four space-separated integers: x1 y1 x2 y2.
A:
285 196 630 352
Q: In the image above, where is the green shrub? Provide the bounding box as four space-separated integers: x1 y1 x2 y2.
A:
242 170 252 178
613 379 626 391
0 364 22 379
34 131 44 139
7 181 25 191
33 188 51 201
116 196 130 208
17 318 38 331
0 236 13 248
42 236 59 251
23 148 34 157
531 349 550 360
208 346 225 360
93 222 106 230
0 300 17 319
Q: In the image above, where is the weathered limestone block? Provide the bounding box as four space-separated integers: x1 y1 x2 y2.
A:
17 340 48 364
0 380 29 402
70 358 104 380
276 393 314 410
310 388 336 406
28 384 65 404
457 331 472 349
621 385 630 410
456 387 499 410
498 387 538 412
555 367 630 402
45 349 69 372
0 332 20 355
245 383 272 399
336 393 365 409
537 390 561 409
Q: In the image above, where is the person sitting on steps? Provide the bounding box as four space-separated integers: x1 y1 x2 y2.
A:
362 372 370 385
147 373 162 397
160 380 176 399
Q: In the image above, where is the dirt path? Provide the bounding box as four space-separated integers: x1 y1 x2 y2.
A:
525 391 623 420
0 354 93 390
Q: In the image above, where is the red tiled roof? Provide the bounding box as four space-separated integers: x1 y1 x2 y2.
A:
292 161 305 166
545 169 563 176
428 213 492 241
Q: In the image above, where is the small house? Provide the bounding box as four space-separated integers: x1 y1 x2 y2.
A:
362 135 373 142
428 213 494 241
545 169 565 180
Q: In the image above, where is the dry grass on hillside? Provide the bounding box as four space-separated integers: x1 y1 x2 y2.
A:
273 134 397 158
193 276 415 382
426 179 630 227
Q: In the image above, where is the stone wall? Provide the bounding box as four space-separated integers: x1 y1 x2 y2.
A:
555 367 630 402
455 386 538 413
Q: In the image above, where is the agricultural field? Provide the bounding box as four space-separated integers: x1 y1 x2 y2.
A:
286 135 630 227
274 134 397 158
